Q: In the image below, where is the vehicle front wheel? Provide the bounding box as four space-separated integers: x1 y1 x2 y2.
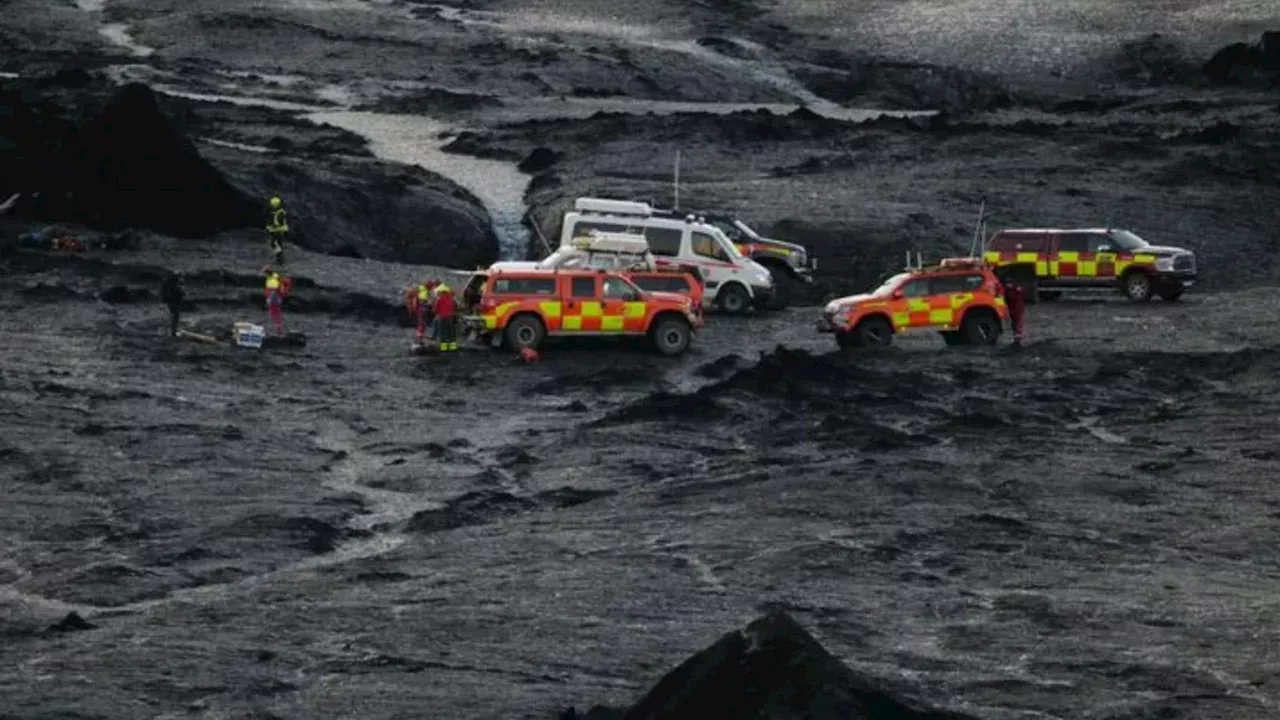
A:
650 317 692 356
960 311 1001 346
1123 271 1153 302
504 314 546 351
941 330 967 346
854 316 893 348
836 331 858 350
717 283 751 315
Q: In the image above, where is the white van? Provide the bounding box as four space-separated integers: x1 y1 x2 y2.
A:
489 231 654 273
559 197 774 314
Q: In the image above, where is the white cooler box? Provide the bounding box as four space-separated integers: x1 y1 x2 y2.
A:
233 322 265 349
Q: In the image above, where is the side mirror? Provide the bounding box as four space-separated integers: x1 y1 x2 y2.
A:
892 290 904 299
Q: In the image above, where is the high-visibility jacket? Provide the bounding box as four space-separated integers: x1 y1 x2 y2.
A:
266 208 289 234
264 272 292 297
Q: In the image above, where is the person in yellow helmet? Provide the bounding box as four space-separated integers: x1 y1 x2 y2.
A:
414 279 438 342
265 196 289 265
261 265 290 336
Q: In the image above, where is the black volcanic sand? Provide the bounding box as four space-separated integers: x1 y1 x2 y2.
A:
3 1 1280 718
3 234 1280 718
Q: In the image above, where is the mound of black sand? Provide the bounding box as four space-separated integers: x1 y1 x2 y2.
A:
562 611 979 720
518 147 562 173
1105 34 1200 86
0 76 257 235
1203 31 1280 87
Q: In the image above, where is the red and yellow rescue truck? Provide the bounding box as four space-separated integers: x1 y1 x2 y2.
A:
468 268 703 356
983 228 1197 302
818 257 1008 349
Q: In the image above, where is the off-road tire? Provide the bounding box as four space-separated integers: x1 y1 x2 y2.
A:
836 331 858 350
853 316 893 348
504 314 545 351
960 310 1001 346
650 316 692 356
717 283 751 315
1123 271 1153 302
941 330 967 346
763 265 792 311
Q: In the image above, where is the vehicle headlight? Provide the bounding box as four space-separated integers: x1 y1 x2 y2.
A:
1155 257 1174 272
756 267 772 284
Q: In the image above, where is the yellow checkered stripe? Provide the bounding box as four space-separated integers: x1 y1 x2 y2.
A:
984 251 1160 277
483 300 647 332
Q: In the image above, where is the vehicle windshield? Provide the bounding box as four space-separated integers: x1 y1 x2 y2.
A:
870 272 911 297
708 219 743 242
1110 230 1149 250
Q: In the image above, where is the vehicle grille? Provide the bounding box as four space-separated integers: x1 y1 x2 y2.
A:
1173 254 1195 272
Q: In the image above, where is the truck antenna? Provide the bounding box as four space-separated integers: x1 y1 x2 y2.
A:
525 207 554 257
673 149 681 211
969 196 987 258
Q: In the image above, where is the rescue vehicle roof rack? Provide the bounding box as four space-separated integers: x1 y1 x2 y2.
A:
574 197 653 216
575 197 721 228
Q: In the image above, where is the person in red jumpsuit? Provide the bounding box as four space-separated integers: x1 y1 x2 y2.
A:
432 282 458 352
1004 280 1026 347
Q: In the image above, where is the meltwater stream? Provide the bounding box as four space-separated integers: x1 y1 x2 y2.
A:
308 112 534 260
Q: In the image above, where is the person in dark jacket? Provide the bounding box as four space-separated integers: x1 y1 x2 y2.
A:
159 272 186 337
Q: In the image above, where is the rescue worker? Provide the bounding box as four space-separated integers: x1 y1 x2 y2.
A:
415 279 438 342
432 282 457 352
262 265 287 336
1004 278 1027 347
159 271 185 337
265 196 289 265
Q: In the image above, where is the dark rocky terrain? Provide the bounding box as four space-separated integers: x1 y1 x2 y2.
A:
2 1 1280 718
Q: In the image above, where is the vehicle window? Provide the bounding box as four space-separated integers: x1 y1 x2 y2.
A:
1109 230 1149 250
633 276 688 293
871 272 911 297
713 221 743 242
929 274 982 294
1085 233 1114 252
990 233 1048 252
1057 233 1092 253
602 277 637 299
494 277 556 295
644 227 683 256
692 232 728 261
897 278 930 298
570 277 596 298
